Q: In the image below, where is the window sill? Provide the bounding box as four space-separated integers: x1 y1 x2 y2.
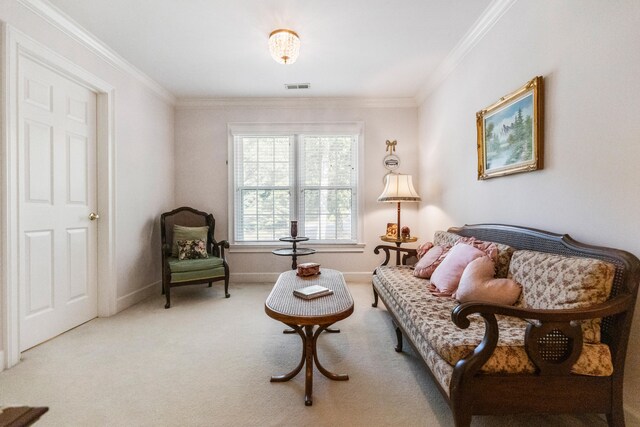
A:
229 243 366 254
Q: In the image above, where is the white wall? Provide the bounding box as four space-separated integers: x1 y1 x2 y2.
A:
0 1 175 359
114 87 174 306
175 102 418 280
417 0 640 418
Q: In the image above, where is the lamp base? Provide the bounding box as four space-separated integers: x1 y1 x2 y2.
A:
396 201 401 240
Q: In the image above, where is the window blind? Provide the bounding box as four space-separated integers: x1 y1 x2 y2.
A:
298 135 357 242
234 135 293 242
233 132 358 243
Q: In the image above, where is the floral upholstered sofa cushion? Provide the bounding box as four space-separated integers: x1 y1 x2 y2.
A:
509 250 615 343
373 246 615 379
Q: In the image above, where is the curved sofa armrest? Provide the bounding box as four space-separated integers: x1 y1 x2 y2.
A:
452 294 633 325
373 245 418 266
449 294 633 383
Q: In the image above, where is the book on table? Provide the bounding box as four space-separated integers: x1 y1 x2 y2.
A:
293 285 334 300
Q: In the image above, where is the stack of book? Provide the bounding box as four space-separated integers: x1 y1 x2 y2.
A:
293 285 333 300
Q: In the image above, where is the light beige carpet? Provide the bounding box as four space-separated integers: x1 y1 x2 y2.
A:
0 282 622 426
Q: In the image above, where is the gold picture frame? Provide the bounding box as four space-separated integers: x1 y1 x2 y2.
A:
476 76 544 180
385 223 398 238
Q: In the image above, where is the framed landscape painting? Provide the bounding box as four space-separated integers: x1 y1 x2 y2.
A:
476 76 544 180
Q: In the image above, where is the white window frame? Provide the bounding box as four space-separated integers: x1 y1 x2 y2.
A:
227 122 365 251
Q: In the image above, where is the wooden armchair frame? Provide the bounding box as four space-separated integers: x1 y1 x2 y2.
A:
160 206 230 308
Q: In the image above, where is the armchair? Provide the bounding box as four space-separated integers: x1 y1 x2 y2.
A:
160 206 230 308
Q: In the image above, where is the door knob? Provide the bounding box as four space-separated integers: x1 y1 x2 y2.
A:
89 212 100 221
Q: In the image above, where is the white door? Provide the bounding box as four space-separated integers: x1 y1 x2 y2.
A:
18 55 98 351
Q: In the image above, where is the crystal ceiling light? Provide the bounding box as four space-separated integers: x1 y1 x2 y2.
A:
269 29 300 64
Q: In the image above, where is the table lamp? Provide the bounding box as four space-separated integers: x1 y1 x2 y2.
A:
377 174 421 239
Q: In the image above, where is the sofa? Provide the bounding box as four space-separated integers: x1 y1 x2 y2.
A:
372 224 639 426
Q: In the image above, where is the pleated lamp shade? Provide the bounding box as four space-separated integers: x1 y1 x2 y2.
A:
378 174 421 202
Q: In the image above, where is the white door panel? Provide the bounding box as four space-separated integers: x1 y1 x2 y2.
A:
24 230 54 316
19 55 98 351
24 120 53 203
24 75 53 112
67 227 89 301
67 134 88 204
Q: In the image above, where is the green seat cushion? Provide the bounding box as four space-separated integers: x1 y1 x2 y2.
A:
168 256 224 273
172 225 209 257
170 267 226 284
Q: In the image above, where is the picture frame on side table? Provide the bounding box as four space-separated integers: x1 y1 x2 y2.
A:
476 76 544 180
385 223 398 238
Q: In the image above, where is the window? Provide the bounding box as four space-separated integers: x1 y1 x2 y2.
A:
230 123 362 245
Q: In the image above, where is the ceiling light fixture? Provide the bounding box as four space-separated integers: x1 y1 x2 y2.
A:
269 29 300 65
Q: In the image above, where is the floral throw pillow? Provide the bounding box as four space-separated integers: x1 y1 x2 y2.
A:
172 225 209 257
177 239 208 260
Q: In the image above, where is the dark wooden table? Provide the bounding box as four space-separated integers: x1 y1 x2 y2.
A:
0 407 48 427
272 236 316 269
379 235 418 265
265 268 354 406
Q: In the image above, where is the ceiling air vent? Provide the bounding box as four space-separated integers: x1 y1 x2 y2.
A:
285 83 310 90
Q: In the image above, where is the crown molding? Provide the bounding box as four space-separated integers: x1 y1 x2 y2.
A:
17 0 176 105
176 97 417 110
415 0 518 104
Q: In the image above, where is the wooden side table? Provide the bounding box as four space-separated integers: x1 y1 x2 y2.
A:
272 236 316 269
379 235 418 265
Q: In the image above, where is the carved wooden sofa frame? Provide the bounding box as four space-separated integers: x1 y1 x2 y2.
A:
372 224 639 426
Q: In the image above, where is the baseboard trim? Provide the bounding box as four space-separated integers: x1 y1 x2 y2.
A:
115 281 160 313
230 271 372 284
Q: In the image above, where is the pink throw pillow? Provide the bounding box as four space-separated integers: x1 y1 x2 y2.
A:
454 256 522 305
429 243 485 296
458 236 498 263
416 242 434 259
413 245 450 279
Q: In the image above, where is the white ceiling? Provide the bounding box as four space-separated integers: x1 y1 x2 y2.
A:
47 0 493 99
